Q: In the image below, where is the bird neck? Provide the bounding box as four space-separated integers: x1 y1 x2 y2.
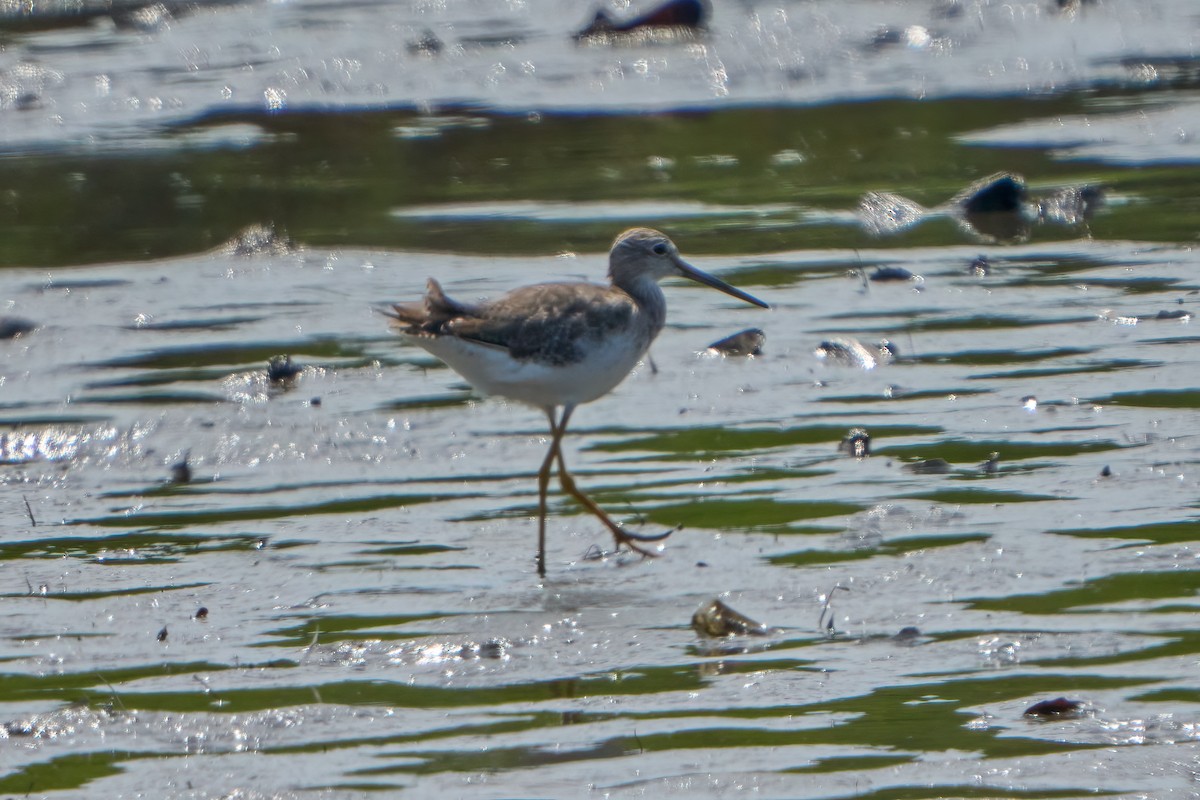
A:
611 271 667 337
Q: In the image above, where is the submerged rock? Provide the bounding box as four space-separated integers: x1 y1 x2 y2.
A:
903 458 952 475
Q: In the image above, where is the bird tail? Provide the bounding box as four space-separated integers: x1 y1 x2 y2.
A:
383 278 478 334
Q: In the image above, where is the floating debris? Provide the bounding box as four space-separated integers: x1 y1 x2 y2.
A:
156 626 168 642
195 607 209 621
980 451 1000 474
1155 309 1192 321
705 328 765 357
691 598 768 637
839 428 871 458
575 0 709 41
1024 697 1084 718
970 255 991 276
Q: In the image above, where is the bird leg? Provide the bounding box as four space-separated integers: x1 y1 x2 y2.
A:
535 409 561 578
547 406 675 561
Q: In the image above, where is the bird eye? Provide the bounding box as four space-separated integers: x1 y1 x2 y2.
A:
651 242 669 256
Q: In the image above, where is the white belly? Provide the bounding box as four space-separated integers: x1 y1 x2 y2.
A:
410 328 648 409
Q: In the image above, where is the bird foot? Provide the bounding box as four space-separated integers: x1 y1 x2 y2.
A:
612 523 681 558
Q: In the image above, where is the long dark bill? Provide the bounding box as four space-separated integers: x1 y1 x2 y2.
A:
675 258 769 309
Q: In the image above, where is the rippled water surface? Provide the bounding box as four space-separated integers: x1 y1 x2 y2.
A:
2 0 1200 797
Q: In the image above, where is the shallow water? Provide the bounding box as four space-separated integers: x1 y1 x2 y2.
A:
2 0 1200 798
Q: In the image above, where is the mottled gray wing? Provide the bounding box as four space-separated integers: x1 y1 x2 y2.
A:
449 283 636 367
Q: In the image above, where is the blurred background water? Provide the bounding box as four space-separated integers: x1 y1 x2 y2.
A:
2 0 1200 797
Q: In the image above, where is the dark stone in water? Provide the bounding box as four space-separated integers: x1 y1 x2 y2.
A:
839 428 871 458
268 355 302 383
575 0 709 39
1100 465 1112 478
1156 309 1191 320
870 266 916 282
691 598 768 637
706 327 765 357
169 451 192 484
1024 697 1084 718
195 607 209 620
955 173 1026 215
0 316 37 339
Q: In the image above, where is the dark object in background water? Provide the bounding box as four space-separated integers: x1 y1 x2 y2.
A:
692 598 769 637
1024 697 1084 718
1100 465 1112 478
195 607 209 620
970 255 991 276
815 337 897 370
857 172 1104 243
169 450 192 484
869 266 917 282
156 626 168 642
110 2 172 32
839 428 871 458
980 451 1000 474
407 29 444 56
706 327 765 357
1155 308 1192 321
893 626 922 643
575 0 709 40
904 458 952 475
0 316 36 340
1037 184 1104 226
954 173 1024 215
268 355 302 384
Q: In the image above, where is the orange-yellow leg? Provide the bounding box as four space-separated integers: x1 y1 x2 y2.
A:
544 406 674 564
536 408 563 578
